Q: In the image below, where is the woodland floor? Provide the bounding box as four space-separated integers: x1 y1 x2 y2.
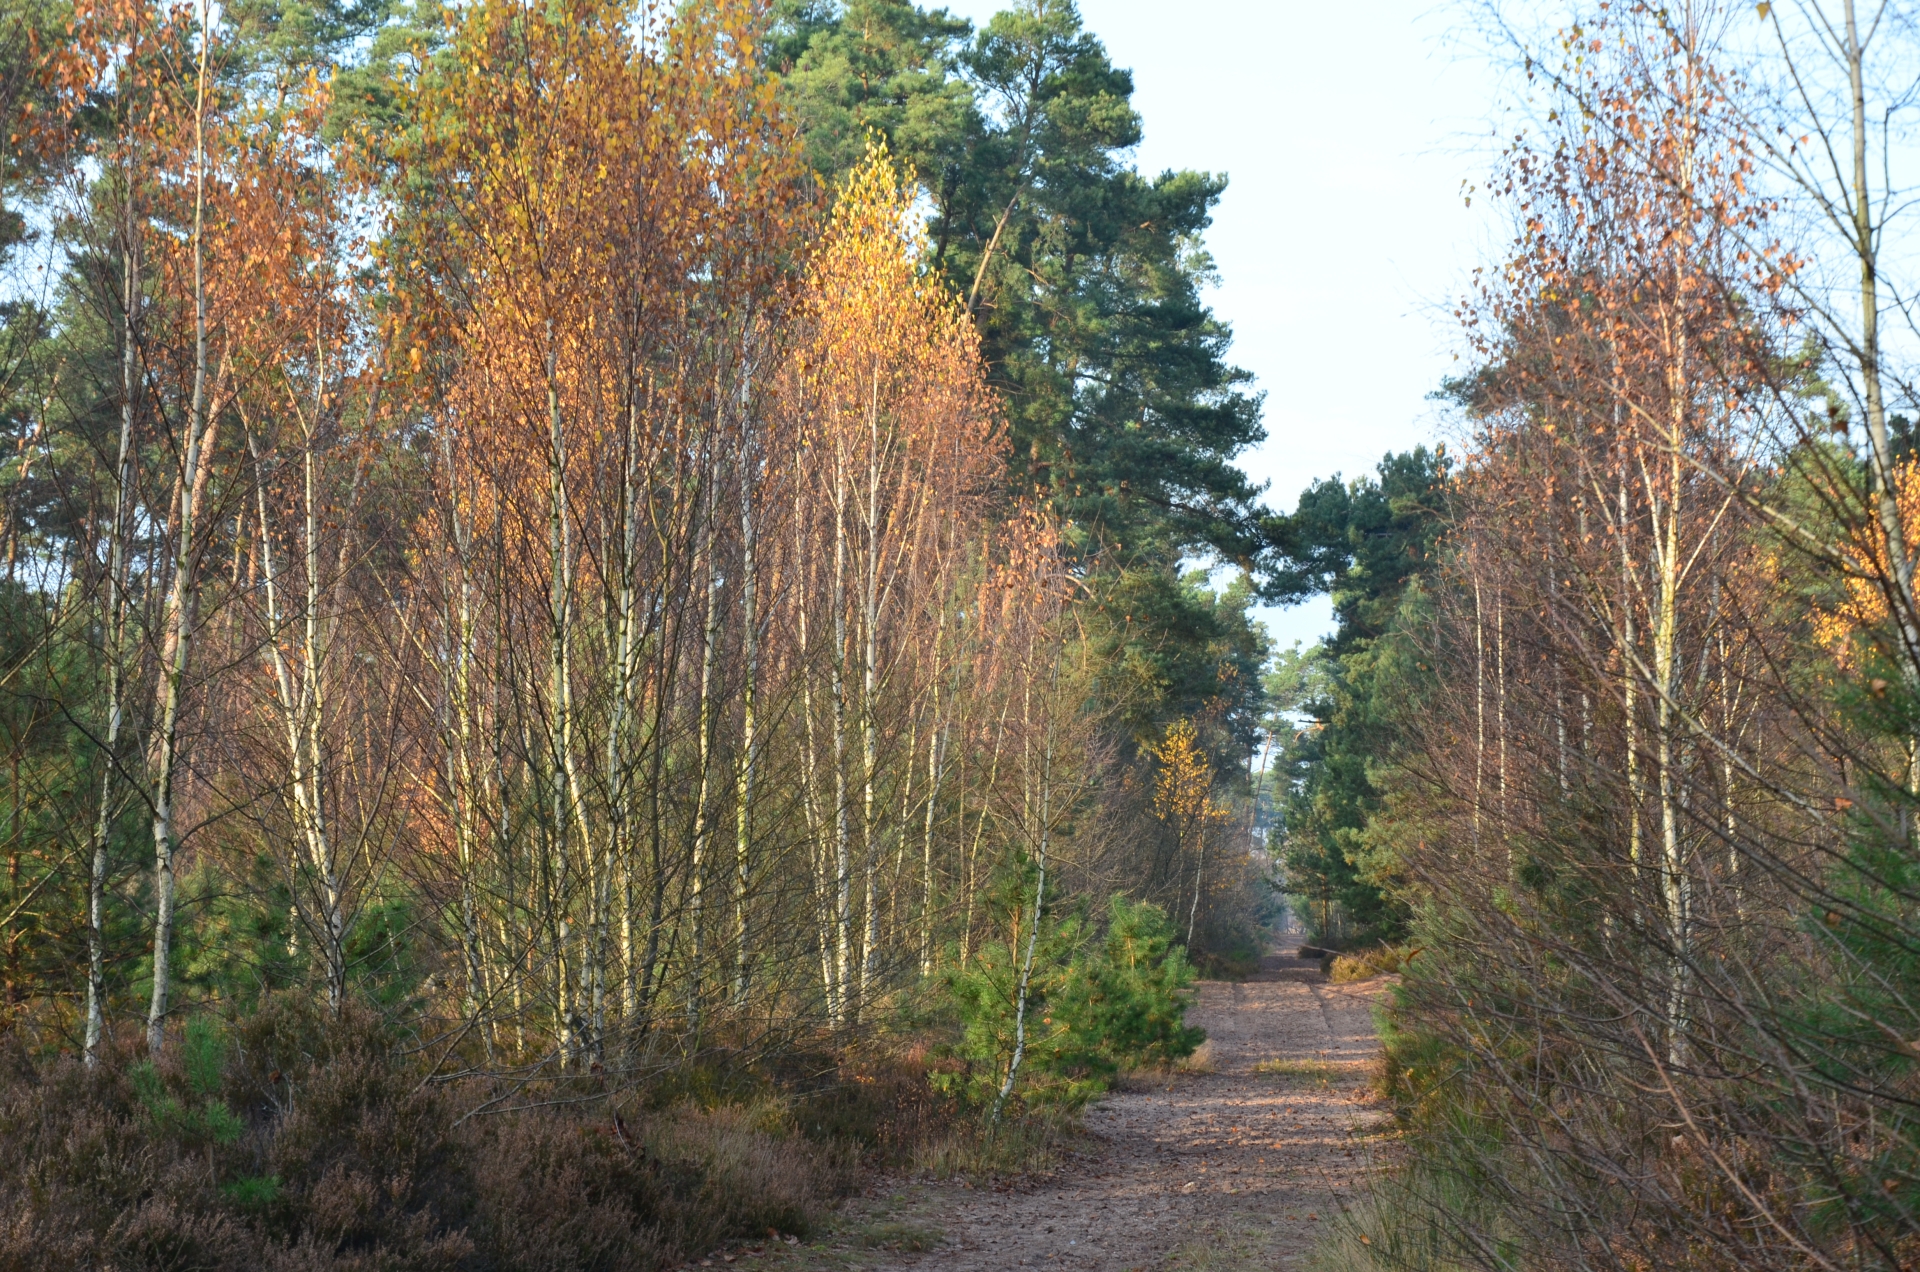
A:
721 954 1393 1272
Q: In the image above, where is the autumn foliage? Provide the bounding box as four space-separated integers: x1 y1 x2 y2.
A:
1340 6 1920 1270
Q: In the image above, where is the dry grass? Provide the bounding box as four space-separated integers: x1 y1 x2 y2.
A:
1328 947 1415 983
910 1114 1070 1178
1296 1157 1497 1272
1253 1057 1344 1081
1170 1039 1216 1074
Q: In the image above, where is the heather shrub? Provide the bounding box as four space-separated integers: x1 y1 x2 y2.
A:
464 1113 674 1272
0 998 830 1271
648 1103 819 1240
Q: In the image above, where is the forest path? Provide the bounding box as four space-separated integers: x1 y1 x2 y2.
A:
750 957 1389 1272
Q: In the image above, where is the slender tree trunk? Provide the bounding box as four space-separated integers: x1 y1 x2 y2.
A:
1551 554 1570 796
442 447 490 1046
635 530 678 1037
604 400 642 1040
920 694 945 978
1186 818 1206 949
732 463 757 1007
300 428 346 1010
148 14 214 1054
1718 623 1743 918
1619 412 1644 890
1657 299 1690 1066
830 450 852 1025
1497 589 1509 876
858 379 882 1016
991 657 1053 1126
250 416 347 1015
797 564 835 1017
544 336 577 1064
87 211 139 1067
687 476 723 1033
1472 562 1486 848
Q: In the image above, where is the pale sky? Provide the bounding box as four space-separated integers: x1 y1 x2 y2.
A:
942 0 1502 651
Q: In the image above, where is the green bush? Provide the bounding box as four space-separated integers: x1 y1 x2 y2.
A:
935 893 1204 1112
1068 894 1207 1069
129 1016 246 1147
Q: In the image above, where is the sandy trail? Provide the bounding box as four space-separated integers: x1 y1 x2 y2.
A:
755 956 1388 1272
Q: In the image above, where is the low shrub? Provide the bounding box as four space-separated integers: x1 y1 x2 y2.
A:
1328 945 1416 983
0 999 827 1272
934 892 1205 1112
909 1110 1071 1178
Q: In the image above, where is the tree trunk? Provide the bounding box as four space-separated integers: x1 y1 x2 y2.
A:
148 15 215 1054
87 209 138 1067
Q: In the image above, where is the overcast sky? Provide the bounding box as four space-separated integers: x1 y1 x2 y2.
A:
941 0 1504 651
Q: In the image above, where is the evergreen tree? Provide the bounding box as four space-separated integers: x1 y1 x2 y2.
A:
1263 447 1448 944
771 0 1269 756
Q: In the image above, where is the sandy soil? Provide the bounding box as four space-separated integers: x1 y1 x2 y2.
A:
734 955 1390 1272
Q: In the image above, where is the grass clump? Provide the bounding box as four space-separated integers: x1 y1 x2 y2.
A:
1328 946 1416 983
1300 1165 1491 1272
910 1112 1071 1178
1169 1039 1215 1074
1253 1057 1343 1081
855 1220 942 1252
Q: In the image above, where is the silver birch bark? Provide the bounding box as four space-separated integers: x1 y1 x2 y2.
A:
147 9 214 1053
732 449 757 1007
991 653 1053 1126
86 206 138 1067
687 475 723 1031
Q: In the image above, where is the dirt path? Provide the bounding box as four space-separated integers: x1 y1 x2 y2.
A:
747 956 1388 1272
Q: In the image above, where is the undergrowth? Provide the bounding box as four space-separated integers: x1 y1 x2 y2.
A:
1328 946 1416 983
0 999 1007 1272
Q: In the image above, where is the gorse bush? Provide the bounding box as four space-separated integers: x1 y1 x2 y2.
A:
936 893 1203 1111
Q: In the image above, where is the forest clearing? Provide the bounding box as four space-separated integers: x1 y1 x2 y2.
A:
3 0 1920 1269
